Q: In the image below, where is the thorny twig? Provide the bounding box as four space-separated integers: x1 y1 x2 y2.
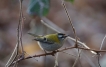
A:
61 1 82 66
10 46 106 66
61 0 78 47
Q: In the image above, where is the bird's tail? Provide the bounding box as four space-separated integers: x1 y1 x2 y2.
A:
28 33 43 41
28 33 40 37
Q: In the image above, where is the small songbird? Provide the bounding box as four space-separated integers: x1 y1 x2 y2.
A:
28 33 68 51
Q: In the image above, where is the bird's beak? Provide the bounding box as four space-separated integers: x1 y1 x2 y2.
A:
64 35 69 38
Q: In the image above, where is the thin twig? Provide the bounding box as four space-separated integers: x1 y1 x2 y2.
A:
61 0 78 47
100 34 106 50
77 48 83 67
19 0 24 56
5 44 19 67
72 49 82 67
96 35 106 67
54 53 59 67
97 53 101 67
96 34 106 67
77 47 106 52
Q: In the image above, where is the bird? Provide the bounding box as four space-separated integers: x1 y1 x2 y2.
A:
28 33 68 51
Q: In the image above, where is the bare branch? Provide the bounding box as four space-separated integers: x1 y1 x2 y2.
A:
10 45 106 66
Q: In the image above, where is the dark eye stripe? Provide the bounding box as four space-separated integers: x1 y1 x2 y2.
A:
58 33 65 35
58 35 64 38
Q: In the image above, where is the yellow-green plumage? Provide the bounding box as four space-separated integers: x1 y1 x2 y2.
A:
44 34 60 44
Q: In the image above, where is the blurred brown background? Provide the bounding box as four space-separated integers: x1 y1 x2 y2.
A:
1 0 106 67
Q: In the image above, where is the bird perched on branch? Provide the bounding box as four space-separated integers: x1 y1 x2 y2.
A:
28 33 68 51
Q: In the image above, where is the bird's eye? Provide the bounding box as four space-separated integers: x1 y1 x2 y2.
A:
44 37 47 41
44 37 46 40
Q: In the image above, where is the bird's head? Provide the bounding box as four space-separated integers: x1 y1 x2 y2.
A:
57 33 69 41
